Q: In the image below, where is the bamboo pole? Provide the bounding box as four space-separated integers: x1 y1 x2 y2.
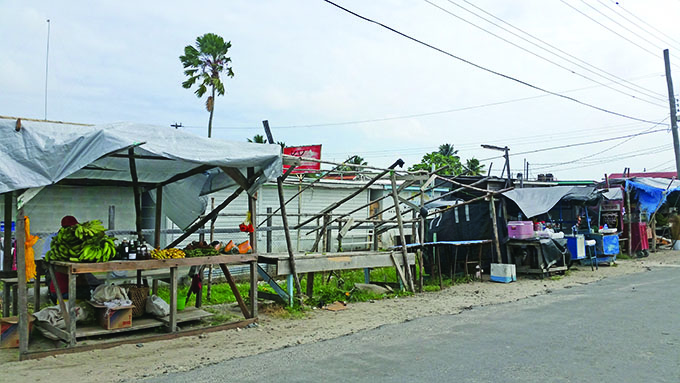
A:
489 195 503 263
277 175 302 297
390 171 414 292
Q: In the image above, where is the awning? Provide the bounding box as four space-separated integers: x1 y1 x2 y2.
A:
502 186 602 218
0 118 282 229
625 177 680 214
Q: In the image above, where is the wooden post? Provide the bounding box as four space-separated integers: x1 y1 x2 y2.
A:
3 192 13 272
277 176 302 297
67 267 76 346
489 195 503 263
33 260 41 311
337 220 343 252
266 207 273 253
169 266 178 332
16 210 29 353
108 205 115 231
322 215 330 253
154 187 163 248
247 168 257 254
390 171 414 292
207 197 214 302
250 260 258 318
651 216 657 253
128 148 144 243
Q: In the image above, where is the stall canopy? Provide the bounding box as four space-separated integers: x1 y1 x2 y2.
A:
0 118 282 229
502 186 602 218
624 177 680 214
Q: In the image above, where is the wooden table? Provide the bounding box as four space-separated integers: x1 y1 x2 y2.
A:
506 239 568 277
41 254 258 348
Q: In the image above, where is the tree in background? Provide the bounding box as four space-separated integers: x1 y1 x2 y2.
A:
339 155 366 172
465 158 485 176
410 143 463 175
180 33 234 138
247 135 285 148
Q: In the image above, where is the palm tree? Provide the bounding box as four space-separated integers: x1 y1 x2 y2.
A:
247 134 266 143
180 33 234 138
465 158 486 176
340 155 367 172
438 143 457 157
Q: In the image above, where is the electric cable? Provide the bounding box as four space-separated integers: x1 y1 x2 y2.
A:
426 0 666 106
322 0 661 124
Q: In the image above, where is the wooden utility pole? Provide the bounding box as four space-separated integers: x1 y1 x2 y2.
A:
664 49 680 175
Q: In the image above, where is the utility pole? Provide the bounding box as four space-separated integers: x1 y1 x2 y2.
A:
664 49 680 175
171 122 183 129
44 19 50 120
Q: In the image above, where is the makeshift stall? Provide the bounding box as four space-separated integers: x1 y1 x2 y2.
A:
0 118 282 358
502 186 604 272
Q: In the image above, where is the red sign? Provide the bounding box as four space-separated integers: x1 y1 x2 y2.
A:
283 145 322 174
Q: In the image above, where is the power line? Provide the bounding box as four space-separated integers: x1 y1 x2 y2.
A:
322 0 661 124
457 0 668 100
597 0 680 53
425 0 666 106
478 127 668 161
183 72 664 131
527 116 670 170
560 0 680 69
607 0 680 49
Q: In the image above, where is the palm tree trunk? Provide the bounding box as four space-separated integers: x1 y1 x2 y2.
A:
207 85 216 138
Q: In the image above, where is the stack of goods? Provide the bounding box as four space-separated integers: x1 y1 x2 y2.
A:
183 240 220 258
150 248 186 260
45 220 116 263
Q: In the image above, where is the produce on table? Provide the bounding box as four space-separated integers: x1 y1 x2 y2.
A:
184 248 220 258
150 248 186 260
45 220 116 263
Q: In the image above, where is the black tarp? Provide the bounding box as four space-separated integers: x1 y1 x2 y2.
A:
423 200 508 275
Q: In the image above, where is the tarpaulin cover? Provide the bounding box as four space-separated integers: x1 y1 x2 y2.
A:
625 178 680 214
502 186 602 218
0 119 282 229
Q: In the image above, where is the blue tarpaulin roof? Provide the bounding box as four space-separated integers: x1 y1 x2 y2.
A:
625 178 680 214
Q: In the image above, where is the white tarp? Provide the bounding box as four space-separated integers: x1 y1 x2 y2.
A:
503 186 600 218
0 118 282 229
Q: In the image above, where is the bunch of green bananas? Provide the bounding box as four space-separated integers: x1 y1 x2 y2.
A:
45 220 116 263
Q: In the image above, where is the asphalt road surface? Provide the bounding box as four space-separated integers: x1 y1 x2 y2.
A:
145 267 680 383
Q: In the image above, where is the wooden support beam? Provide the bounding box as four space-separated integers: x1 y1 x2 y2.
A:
20 318 257 361
219 263 251 318
277 175 302 297
263 120 275 144
156 164 215 189
221 167 250 192
3 192 12 272
128 148 144 242
16 210 29 353
154 186 163 249
166 187 244 249
295 159 404 230
489 195 503 264
169 267 177 332
390 171 414 292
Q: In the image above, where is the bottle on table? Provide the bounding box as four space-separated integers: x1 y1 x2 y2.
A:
128 240 138 260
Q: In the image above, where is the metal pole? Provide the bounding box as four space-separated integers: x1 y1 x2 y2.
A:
44 19 50 120
663 49 680 175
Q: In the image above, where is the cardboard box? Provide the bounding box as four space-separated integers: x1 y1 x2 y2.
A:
1 316 34 349
507 221 534 239
88 301 134 330
490 263 516 283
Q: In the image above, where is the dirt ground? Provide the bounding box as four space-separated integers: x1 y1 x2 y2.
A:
2 250 679 382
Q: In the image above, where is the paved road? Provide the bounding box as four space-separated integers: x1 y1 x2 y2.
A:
146 267 680 383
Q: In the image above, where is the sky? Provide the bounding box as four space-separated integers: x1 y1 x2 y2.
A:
1 0 680 180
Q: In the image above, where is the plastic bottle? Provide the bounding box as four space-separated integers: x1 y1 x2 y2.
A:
128 240 137 260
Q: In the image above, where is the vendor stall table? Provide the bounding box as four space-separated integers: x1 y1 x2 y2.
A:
581 233 620 265
506 238 568 277
396 240 493 290
37 254 257 350
257 251 416 306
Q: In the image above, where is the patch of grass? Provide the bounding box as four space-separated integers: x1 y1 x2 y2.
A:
550 275 563 281
203 306 238 325
617 253 632 260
